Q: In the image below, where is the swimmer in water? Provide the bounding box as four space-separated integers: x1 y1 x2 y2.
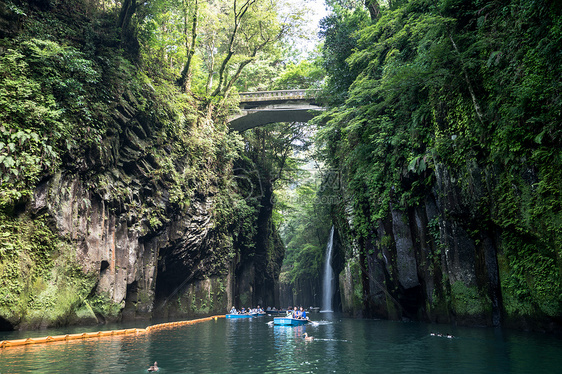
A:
148 361 159 372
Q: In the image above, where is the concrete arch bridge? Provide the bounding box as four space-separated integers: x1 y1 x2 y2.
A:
228 89 325 132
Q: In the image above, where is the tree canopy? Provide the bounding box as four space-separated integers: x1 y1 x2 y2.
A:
134 0 310 96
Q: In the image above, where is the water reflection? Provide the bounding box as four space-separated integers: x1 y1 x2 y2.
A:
2 316 562 373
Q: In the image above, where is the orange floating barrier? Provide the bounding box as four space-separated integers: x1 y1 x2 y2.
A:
0 315 225 350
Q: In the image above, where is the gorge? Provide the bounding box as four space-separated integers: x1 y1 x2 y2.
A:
1 0 561 335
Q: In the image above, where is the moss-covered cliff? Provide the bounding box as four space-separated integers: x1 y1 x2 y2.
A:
0 0 283 330
319 0 562 332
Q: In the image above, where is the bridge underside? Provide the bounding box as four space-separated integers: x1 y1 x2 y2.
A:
229 109 322 132
228 101 325 132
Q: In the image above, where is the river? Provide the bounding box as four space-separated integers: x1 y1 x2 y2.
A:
1 313 561 373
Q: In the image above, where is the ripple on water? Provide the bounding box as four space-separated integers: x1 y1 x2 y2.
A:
2 318 562 373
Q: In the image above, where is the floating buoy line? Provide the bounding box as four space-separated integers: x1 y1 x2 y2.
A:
0 315 225 349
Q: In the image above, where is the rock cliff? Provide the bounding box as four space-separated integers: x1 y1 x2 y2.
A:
0 55 280 330
335 161 560 332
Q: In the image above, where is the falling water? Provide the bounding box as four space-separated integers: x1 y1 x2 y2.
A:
321 226 335 312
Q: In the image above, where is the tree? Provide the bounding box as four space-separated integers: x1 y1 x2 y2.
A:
137 0 308 96
364 0 380 20
118 0 139 56
177 0 199 91
210 0 303 97
319 5 370 105
274 51 325 90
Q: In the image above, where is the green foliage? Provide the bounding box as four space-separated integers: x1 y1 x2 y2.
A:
450 281 490 316
0 41 66 206
498 233 561 318
233 52 285 92
319 5 370 105
137 0 310 96
278 164 332 289
88 292 122 318
0 24 137 210
274 55 325 90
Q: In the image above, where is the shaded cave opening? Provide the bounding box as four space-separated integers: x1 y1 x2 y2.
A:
153 249 195 310
100 260 109 274
0 315 14 331
398 285 424 321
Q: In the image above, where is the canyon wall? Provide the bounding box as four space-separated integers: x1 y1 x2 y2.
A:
334 162 561 332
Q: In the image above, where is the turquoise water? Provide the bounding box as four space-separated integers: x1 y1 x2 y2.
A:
1 313 562 373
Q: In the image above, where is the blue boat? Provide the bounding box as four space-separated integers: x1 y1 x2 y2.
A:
273 317 309 326
225 313 254 319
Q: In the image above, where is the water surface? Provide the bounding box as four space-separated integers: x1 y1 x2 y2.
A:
1 313 561 373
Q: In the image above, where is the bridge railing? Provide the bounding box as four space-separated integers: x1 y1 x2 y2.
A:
238 89 319 102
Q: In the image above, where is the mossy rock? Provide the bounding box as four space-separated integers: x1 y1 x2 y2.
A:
450 281 491 322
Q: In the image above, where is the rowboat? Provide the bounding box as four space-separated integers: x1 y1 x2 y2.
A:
273 317 309 326
225 313 254 319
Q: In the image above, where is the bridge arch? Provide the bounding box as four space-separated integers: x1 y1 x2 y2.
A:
228 89 325 132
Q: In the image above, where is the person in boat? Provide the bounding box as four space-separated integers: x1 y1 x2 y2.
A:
292 306 300 319
286 308 293 317
229 306 237 314
241 307 246 314
148 361 159 372
299 306 307 320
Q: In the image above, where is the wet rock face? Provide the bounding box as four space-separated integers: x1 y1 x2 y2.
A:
17 88 283 326
32 173 153 313
337 162 503 326
434 164 477 287
24 89 236 324
31 171 230 319
153 199 214 295
365 236 392 318
391 209 419 290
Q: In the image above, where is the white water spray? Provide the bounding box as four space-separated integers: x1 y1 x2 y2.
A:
321 226 335 312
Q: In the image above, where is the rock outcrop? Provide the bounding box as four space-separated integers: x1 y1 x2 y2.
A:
335 161 560 332
30 170 228 321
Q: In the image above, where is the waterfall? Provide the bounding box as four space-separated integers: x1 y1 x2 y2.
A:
321 226 335 312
